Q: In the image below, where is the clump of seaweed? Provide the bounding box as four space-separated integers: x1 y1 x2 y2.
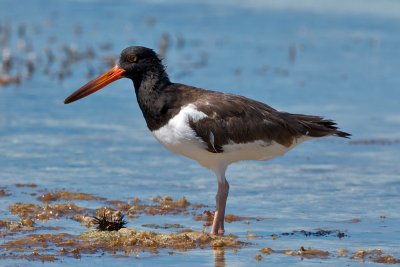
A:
38 191 104 202
81 228 245 253
293 246 330 259
124 195 191 218
256 247 400 264
15 183 37 188
0 187 10 197
278 229 347 239
147 195 190 215
93 211 127 231
256 246 330 260
352 249 400 264
9 202 87 220
0 227 246 262
193 210 214 227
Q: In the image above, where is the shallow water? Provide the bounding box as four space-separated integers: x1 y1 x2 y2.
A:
1 0 400 266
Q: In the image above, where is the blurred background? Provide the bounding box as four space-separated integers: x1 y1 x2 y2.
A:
1 0 399 266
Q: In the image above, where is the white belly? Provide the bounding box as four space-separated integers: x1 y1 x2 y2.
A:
152 104 310 171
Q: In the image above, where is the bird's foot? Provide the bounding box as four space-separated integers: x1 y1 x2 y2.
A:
211 226 225 235
211 210 225 235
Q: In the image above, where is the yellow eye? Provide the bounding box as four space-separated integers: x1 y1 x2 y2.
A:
127 55 138 63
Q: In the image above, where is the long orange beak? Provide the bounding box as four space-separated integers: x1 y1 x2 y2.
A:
64 66 126 104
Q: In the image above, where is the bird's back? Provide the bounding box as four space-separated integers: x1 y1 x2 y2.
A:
165 84 349 151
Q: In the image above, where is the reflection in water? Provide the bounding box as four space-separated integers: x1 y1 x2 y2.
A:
214 248 226 267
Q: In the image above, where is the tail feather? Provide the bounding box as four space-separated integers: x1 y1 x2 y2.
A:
290 114 351 139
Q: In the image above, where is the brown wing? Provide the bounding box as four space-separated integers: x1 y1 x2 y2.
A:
186 90 349 153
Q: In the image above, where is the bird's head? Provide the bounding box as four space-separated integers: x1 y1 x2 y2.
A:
64 46 164 104
119 46 162 80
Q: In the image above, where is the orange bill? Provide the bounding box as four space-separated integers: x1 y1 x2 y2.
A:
64 66 126 104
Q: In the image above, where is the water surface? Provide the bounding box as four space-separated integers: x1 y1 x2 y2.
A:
1 0 399 266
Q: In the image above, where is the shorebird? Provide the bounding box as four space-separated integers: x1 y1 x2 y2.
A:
64 46 350 235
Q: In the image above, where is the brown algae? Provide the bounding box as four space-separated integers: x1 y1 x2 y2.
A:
38 191 104 202
352 249 400 264
2 186 399 265
10 202 87 220
0 228 245 261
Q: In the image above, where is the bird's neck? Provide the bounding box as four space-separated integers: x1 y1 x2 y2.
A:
133 64 170 92
133 67 172 131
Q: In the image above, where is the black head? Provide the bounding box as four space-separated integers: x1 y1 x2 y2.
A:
119 46 164 80
64 46 168 104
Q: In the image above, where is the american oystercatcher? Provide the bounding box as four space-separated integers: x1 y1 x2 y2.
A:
64 46 350 235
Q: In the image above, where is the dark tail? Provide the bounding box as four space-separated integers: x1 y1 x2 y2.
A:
290 114 351 139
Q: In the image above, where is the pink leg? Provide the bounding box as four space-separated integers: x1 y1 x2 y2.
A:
211 179 229 235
